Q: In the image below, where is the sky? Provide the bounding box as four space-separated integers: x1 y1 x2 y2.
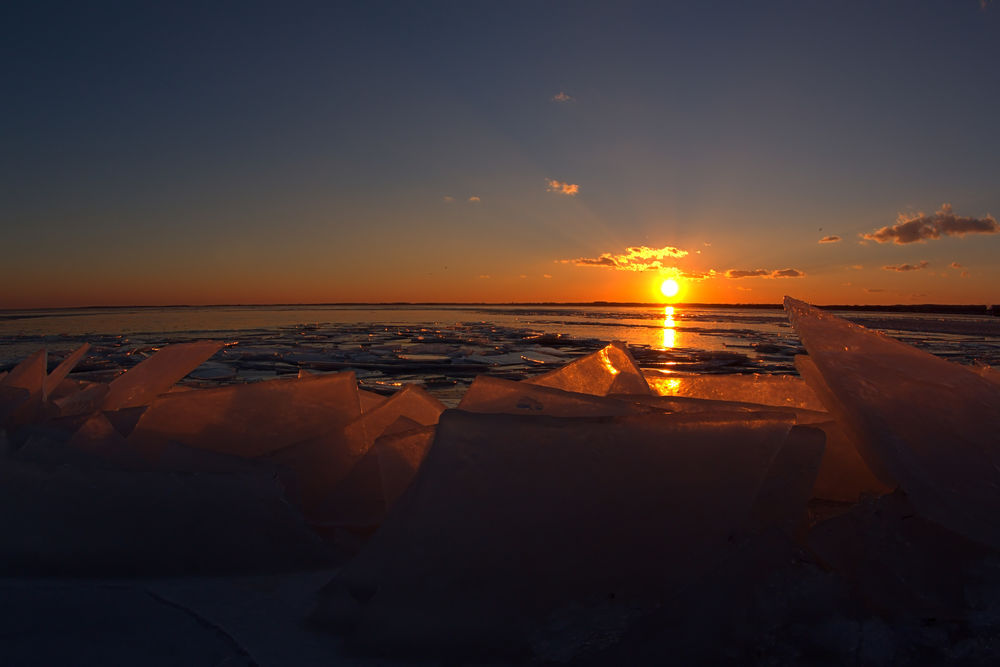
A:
2 0 998 308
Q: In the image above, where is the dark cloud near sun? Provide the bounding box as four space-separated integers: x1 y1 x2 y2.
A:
861 204 999 244
883 261 929 272
725 268 804 279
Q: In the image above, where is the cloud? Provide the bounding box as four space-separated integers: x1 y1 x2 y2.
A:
551 91 574 102
861 204 999 244
864 288 886 293
478 274 490 279
442 196 455 203
566 245 689 272
725 268 805 279
818 235 841 244
468 196 480 202
882 261 929 272
850 264 864 270
950 261 963 269
961 270 970 278
546 179 579 196
543 273 552 279
519 274 527 279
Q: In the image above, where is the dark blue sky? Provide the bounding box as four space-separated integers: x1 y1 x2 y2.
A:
3 1 998 306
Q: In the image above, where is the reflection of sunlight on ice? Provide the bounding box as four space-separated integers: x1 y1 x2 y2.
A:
646 375 682 395
598 347 621 375
662 306 676 349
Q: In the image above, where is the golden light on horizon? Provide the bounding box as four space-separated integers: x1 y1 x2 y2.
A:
660 278 680 298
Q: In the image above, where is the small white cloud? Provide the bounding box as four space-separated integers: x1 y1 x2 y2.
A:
468 196 481 202
543 273 552 279
478 274 491 279
546 178 579 196
818 235 841 244
442 196 455 203
551 91 574 102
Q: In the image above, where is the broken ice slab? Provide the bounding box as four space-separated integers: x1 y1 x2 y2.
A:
0 349 46 394
306 446 387 527
52 382 110 418
809 490 998 621
128 371 361 458
343 384 444 457
0 458 337 576
459 375 655 418
609 392 829 425
359 388 388 413
645 370 826 412
810 420 893 502
527 341 651 396
312 409 795 657
0 385 30 426
750 425 825 535
375 424 436 509
291 385 446 520
102 341 223 410
43 343 89 400
978 364 1000 386
785 296 1000 551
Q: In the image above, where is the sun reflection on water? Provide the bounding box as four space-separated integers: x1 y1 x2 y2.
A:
662 305 676 349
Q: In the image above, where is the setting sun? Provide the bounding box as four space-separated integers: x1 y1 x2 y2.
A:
660 279 680 298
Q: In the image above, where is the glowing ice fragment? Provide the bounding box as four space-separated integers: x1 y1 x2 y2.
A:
645 371 825 412
527 342 650 396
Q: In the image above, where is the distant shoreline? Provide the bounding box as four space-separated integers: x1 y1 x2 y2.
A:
2 302 997 316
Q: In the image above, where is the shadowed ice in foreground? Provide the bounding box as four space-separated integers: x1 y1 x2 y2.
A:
1 298 999 665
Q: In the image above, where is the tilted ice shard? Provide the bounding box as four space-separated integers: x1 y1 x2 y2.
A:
459 375 653 418
359 388 389 413
343 384 444 457
374 424 436 509
1 350 46 394
312 409 794 656
128 371 361 457
527 341 650 396
43 343 90 400
809 420 893 502
102 341 223 410
784 296 1000 550
644 371 826 412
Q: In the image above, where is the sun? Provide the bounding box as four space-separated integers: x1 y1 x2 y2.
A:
660 278 680 298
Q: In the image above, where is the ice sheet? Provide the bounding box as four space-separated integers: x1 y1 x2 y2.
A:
459 375 653 418
645 371 826 412
128 371 361 457
313 409 794 657
786 296 1000 550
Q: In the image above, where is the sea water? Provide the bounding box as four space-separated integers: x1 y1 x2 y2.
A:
1 304 997 405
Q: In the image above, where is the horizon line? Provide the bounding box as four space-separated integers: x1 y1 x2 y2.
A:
2 301 997 314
